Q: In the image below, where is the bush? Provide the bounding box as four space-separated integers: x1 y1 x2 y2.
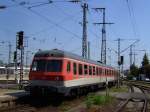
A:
85 94 113 108
127 75 133 80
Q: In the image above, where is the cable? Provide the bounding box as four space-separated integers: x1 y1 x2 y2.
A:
125 0 139 37
11 0 82 40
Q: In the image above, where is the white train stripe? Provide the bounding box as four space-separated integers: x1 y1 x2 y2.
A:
29 77 115 88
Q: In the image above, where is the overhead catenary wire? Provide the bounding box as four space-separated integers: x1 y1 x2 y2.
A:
27 1 102 52
9 0 111 60
11 0 82 40
125 0 140 38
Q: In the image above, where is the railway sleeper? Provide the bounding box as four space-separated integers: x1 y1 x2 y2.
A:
0 100 15 108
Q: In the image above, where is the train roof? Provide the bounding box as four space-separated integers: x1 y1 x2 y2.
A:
34 49 115 69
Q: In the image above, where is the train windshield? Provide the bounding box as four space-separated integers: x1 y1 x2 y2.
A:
31 60 62 72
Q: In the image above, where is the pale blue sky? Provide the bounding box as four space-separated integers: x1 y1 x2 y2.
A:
0 0 150 69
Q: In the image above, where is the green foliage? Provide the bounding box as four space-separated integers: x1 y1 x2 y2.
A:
110 86 128 92
85 93 113 108
144 64 150 78
127 74 133 80
142 53 149 67
129 64 139 77
140 53 150 78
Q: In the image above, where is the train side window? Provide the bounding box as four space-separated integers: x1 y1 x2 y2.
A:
93 66 95 75
67 61 71 72
96 67 99 75
79 64 83 75
99 68 102 75
73 63 77 75
103 69 105 75
89 66 92 75
106 69 107 75
84 65 88 75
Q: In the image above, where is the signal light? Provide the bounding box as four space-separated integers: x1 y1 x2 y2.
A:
118 56 124 65
120 56 124 64
17 31 24 49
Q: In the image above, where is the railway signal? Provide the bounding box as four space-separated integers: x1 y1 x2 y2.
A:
16 31 24 88
17 31 24 49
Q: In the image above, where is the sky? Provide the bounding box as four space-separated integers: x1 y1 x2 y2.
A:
0 0 150 69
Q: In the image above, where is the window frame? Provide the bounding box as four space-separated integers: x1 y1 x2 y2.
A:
89 66 92 75
93 66 95 75
79 64 83 75
73 62 77 75
67 61 71 72
84 64 88 75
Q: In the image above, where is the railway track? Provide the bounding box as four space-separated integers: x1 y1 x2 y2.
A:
114 80 150 112
0 92 87 112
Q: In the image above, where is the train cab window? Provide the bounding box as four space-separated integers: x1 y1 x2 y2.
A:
84 65 88 75
89 66 92 75
31 60 46 72
67 61 71 72
93 66 95 75
79 64 83 75
96 67 99 75
73 63 77 75
47 60 62 72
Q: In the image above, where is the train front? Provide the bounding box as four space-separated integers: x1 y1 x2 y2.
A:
25 50 66 95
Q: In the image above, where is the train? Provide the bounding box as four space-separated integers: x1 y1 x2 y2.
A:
25 49 118 96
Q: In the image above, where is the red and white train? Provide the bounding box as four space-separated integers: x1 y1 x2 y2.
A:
25 49 118 96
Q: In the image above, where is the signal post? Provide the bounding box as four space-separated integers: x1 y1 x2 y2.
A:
16 31 24 88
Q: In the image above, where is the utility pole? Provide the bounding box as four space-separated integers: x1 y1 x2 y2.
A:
8 42 12 64
93 8 113 64
114 38 122 88
117 38 121 88
17 31 24 88
107 48 112 66
20 46 24 88
93 8 113 96
88 41 90 59
129 45 133 67
82 3 88 59
130 45 137 66
15 34 18 83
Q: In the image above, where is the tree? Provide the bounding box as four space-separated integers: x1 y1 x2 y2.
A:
130 64 139 77
144 64 150 78
128 64 139 79
140 53 150 75
142 53 149 66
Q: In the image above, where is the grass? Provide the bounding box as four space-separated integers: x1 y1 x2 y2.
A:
59 102 71 112
109 86 128 92
85 93 114 109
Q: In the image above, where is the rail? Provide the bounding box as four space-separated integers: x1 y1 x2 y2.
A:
114 80 150 112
